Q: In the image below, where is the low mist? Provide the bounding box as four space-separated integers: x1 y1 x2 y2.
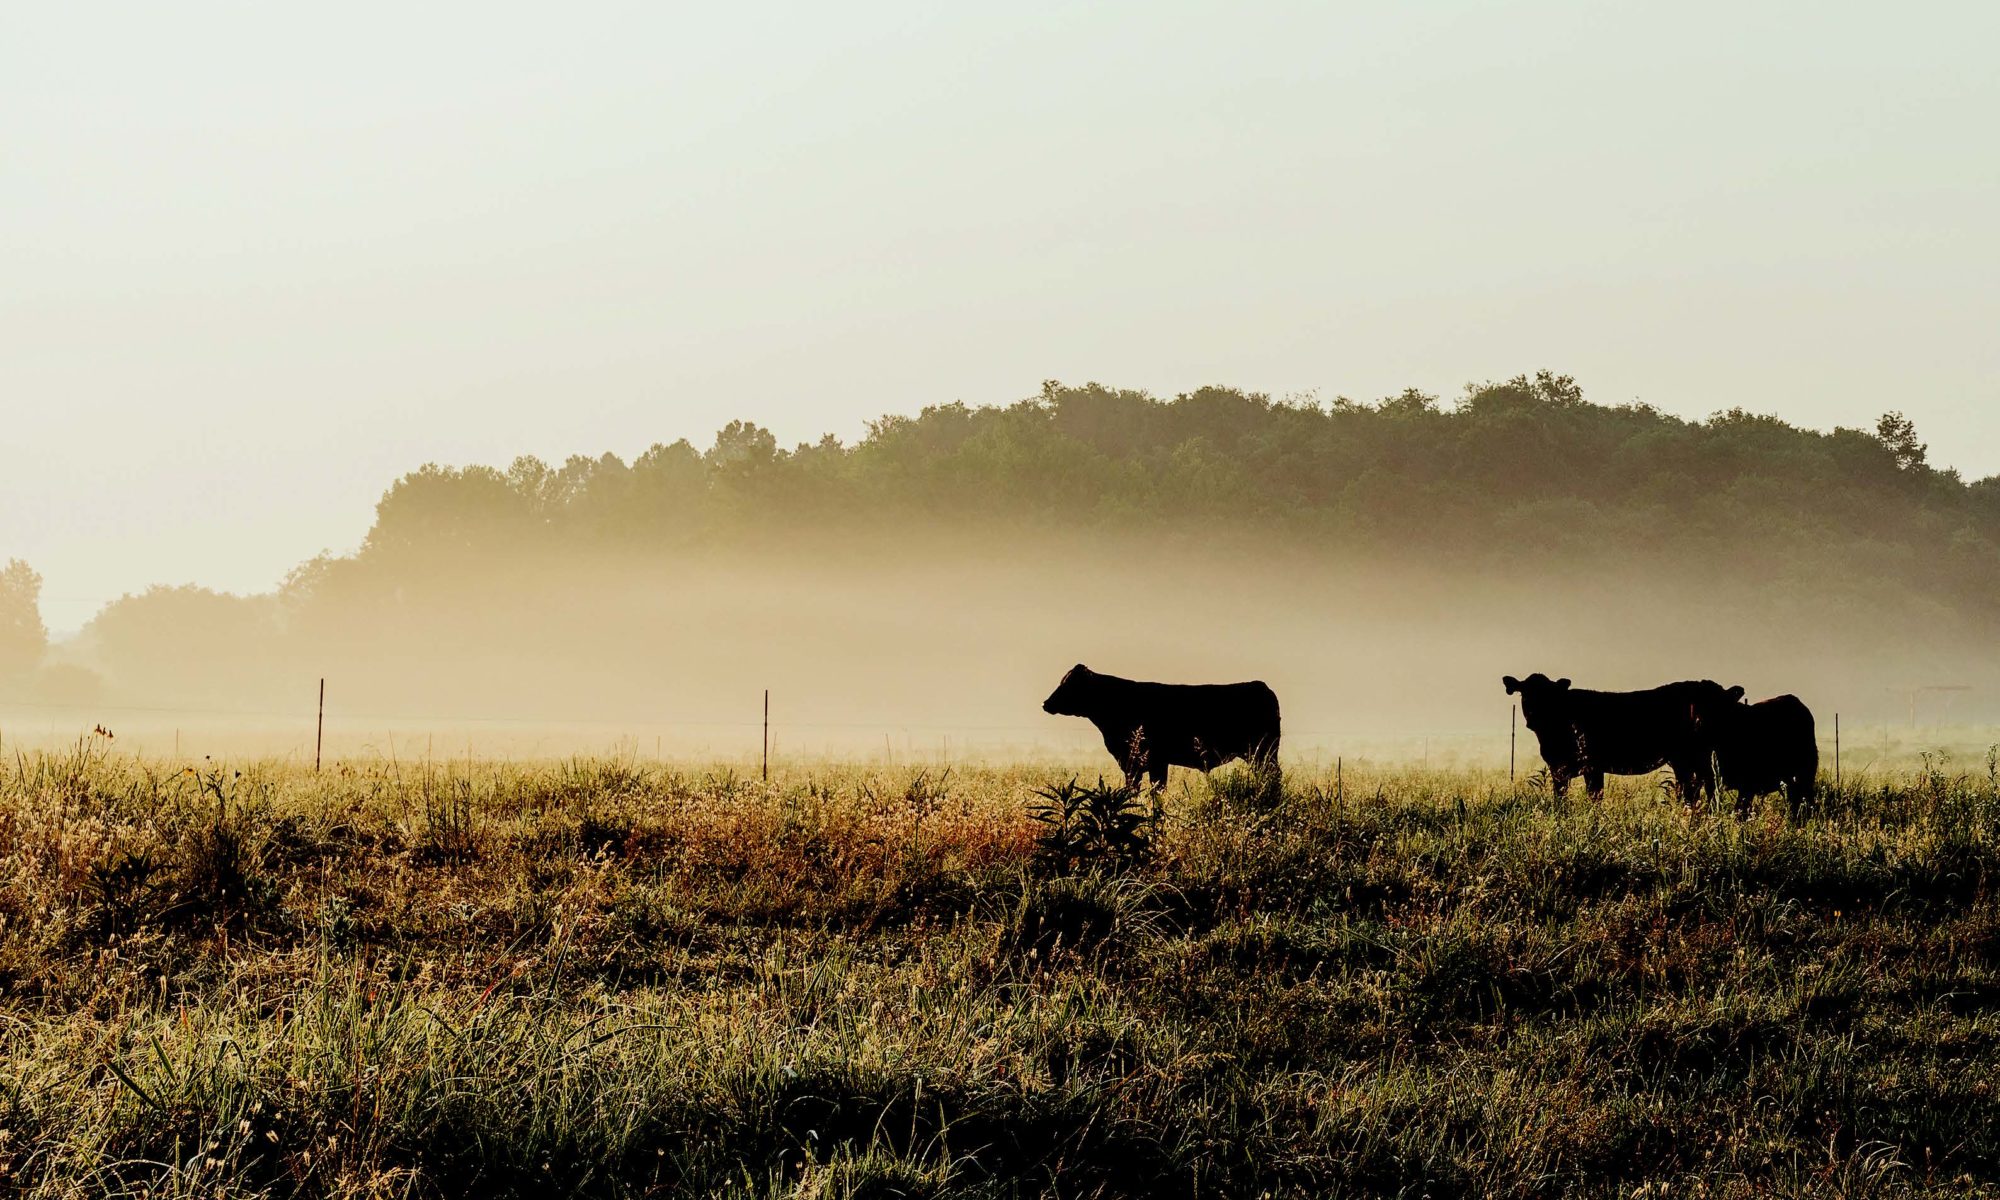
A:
8 541 1993 765
6 377 1997 763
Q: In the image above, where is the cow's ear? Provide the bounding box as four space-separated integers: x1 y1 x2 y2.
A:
1727 685 1745 701
1555 678 1572 690
1502 675 1521 694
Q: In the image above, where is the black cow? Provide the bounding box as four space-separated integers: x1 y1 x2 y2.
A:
1690 688 1818 808
1042 664 1281 793
1503 673 1738 801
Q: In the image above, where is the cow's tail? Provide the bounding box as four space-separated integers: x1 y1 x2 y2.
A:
1253 683 1283 795
1793 701 1820 807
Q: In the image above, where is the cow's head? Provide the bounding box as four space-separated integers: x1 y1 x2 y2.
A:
1688 683 1749 736
1043 664 1098 716
1503 673 1572 730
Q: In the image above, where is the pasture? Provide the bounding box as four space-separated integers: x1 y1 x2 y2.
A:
2 740 1999 1197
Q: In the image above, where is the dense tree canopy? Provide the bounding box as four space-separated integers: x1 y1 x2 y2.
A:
320 372 1996 605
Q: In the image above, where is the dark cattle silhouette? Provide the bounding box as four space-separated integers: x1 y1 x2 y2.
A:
1043 664 1280 793
1503 673 1738 801
1691 688 1818 807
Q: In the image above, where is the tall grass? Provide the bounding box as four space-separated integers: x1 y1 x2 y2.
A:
2 742 1998 1196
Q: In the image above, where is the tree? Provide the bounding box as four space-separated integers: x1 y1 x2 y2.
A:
362 464 529 559
1876 411 1927 472
0 559 48 680
706 421 780 470
83 585 279 702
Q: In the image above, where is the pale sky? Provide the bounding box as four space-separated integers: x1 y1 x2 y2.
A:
5 1 1997 633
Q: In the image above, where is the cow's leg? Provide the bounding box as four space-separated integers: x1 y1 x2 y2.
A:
1584 770 1605 802
1550 767 1572 799
1790 770 1817 809
1148 760 1169 795
1721 772 1749 817
1672 761 1707 808
1250 740 1282 800
1679 759 1703 802
1117 726 1147 793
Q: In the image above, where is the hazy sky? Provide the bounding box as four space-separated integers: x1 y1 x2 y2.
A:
5 1 1997 633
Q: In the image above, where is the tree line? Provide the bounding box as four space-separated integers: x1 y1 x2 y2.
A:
4 372 1994 705
333 370 1995 593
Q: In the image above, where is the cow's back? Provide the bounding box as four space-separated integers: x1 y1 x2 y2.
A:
1561 681 1713 773
1117 677 1277 723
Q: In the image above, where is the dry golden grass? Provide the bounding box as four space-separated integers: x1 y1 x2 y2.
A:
3 738 2000 1197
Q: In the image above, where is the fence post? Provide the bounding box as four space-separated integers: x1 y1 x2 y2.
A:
1834 712 1840 792
1510 703 1517 785
315 678 325 773
762 689 769 782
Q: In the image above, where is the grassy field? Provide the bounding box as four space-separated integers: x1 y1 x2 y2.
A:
3 738 1999 1198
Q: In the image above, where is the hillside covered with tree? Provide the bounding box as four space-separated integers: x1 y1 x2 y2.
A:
17 373 2000 735
329 371 1995 590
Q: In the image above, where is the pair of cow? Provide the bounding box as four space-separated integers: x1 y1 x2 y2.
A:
1042 663 1818 805
1504 672 1817 805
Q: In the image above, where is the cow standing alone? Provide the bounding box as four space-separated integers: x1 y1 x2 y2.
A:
1504 673 1738 801
1043 664 1281 793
